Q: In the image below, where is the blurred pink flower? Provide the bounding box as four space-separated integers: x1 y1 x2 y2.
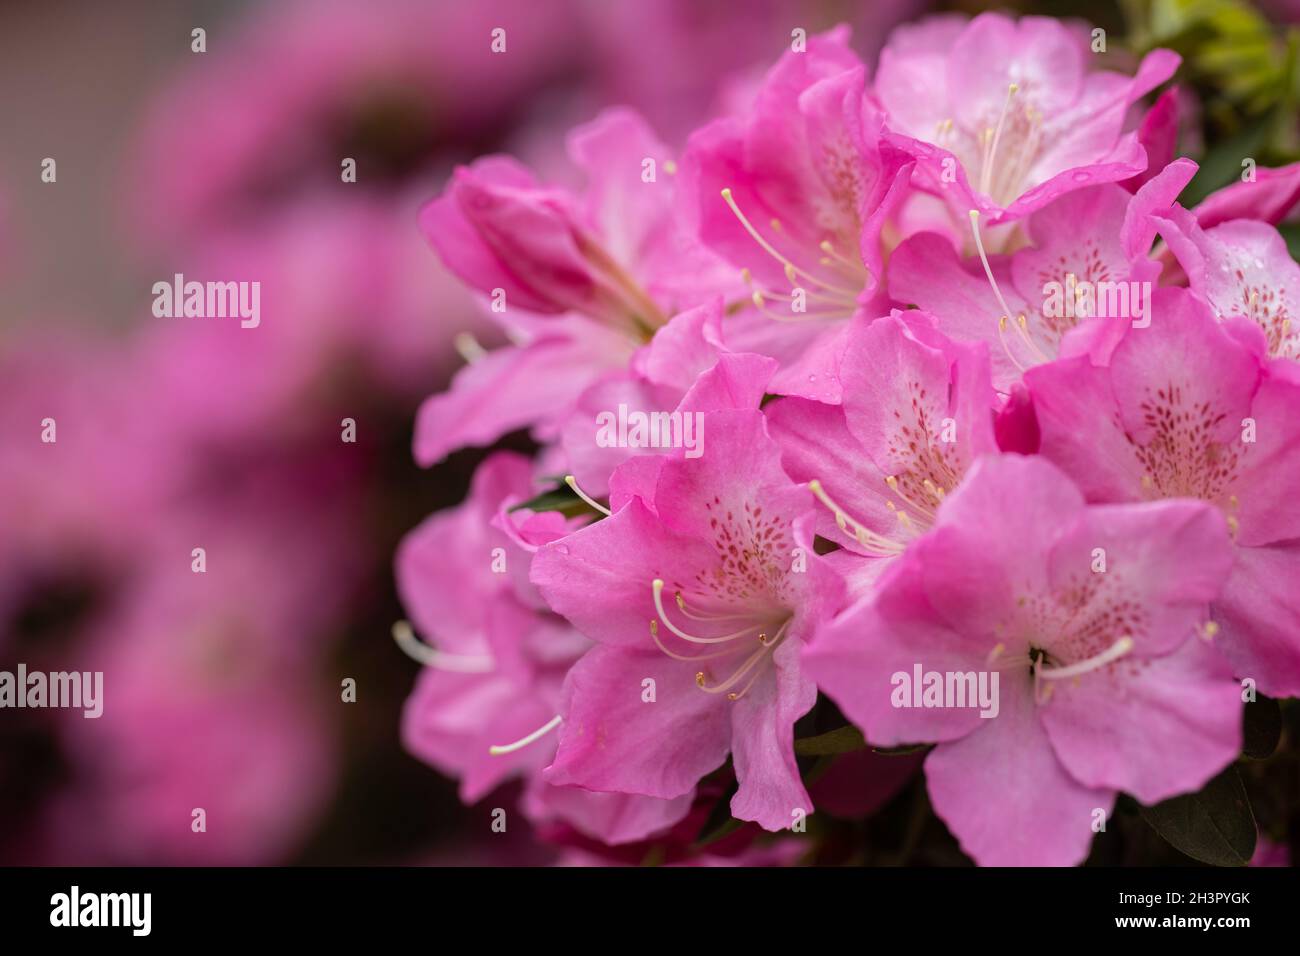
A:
124 0 585 251
0 329 183 632
583 0 926 140
44 513 350 864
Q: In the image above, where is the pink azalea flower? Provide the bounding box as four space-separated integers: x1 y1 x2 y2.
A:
560 298 778 496
1122 88 1180 192
531 409 846 831
876 12 1180 226
766 310 997 595
806 455 1240 866
397 452 694 845
1192 161 1300 229
1154 202 1300 359
681 27 915 401
0 329 190 645
415 108 735 465
1025 287 1300 695
889 159 1197 388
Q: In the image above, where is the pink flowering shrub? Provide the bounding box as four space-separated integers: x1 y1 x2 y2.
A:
398 11 1300 867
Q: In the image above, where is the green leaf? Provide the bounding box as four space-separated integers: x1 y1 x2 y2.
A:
1243 693 1282 759
1139 766 1257 866
870 743 930 756
792 725 929 757
1279 221 1300 260
694 815 745 848
508 484 601 519
1182 116 1273 206
793 725 866 756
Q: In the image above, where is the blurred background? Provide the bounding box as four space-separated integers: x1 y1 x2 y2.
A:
1 0 1297 865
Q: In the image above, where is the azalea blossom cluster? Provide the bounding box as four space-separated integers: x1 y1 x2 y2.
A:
397 13 1300 866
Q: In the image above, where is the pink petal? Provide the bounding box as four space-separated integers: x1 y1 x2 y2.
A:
925 667 1115 866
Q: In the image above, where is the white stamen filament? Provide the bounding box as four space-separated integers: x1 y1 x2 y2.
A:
652 579 765 644
724 665 767 702
746 281 855 323
720 187 857 294
885 475 940 521
982 642 1034 671
454 331 488 365
751 289 814 323
720 187 863 302
695 618 793 700
696 645 770 695
1037 637 1135 681
1000 107 1042 205
968 211 1050 367
807 479 906 556
980 84 1018 197
651 581 791 701
564 475 612 516
742 273 815 322
818 239 871 284
489 715 563 755
391 620 494 673
968 210 1016 320
887 501 917 535
650 619 738 661
675 591 753 622
780 262 857 302
1013 313 1052 363
995 316 1029 374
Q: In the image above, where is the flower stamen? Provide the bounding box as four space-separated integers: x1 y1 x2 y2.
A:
652 579 765 644
675 591 753 622
649 619 737 661
694 619 792 699
720 187 863 301
807 479 907 555
969 210 1050 368
489 714 563 755
565 474 612 516
1037 636 1135 681
980 84 1019 197
391 620 494 673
